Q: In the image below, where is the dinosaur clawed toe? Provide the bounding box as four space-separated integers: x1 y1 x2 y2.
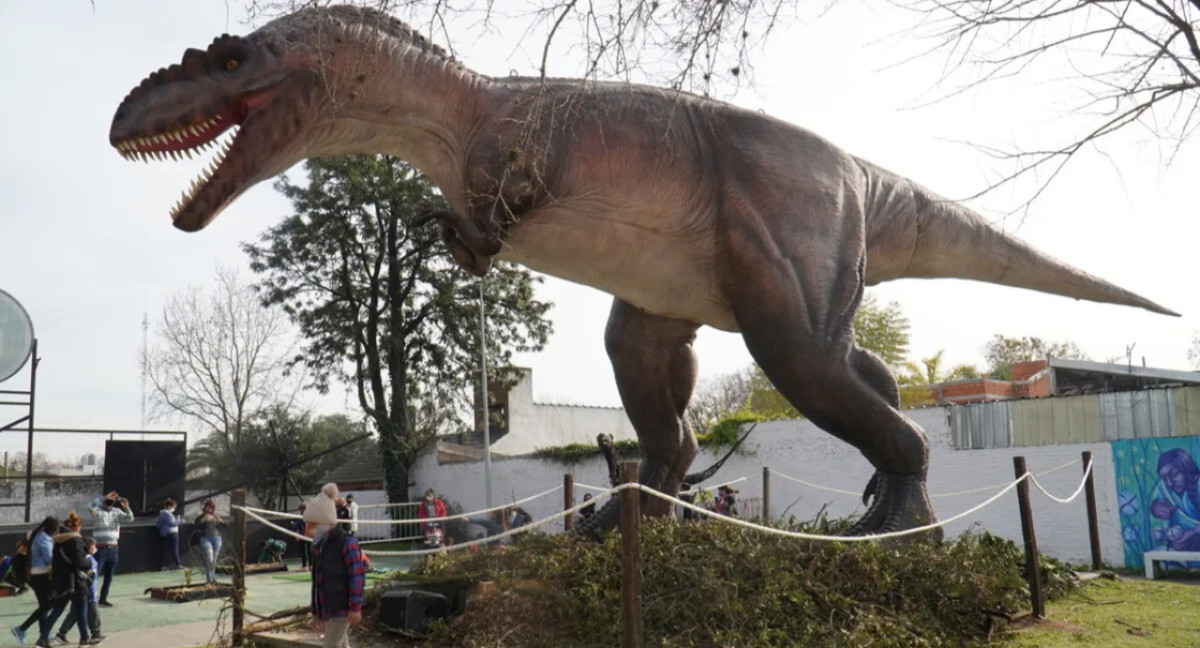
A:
842 471 942 545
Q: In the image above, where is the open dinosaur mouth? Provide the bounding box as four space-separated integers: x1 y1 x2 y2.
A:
112 103 248 222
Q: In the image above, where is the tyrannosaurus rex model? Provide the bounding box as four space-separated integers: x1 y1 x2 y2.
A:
109 6 1175 540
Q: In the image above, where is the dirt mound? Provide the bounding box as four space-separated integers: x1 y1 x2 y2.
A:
364 518 1074 647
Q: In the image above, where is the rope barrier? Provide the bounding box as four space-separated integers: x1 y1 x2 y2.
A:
1029 459 1092 504
768 458 1083 500
236 457 1096 560
637 476 1028 542
241 484 563 526
578 476 748 495
357 500 421 510
238 506 312 543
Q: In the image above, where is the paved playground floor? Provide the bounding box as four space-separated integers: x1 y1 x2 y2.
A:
0 558 414 648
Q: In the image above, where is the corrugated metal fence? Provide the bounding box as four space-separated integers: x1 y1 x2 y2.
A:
951 386 1200 449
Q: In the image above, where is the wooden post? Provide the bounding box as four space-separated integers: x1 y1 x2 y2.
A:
232 489 247 646
762 466 771 523
620 461 642 648
1012 457 1044 618
1082 451 1102 571
564 473 575 531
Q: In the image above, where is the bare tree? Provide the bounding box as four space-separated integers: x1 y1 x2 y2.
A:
903 0 1200 201
685 367 755 434
239 0 1197 199
146 267 301 452
1189 329 1200 369
241 0 790 91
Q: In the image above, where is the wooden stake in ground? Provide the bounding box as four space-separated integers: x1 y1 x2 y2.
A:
564 473 575 532
1082 451 1102 570
762 466 771 523
1012 457 1044 618
232 488 247 646
621 461 642 648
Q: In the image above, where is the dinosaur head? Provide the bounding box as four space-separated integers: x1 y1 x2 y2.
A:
110 29 321 232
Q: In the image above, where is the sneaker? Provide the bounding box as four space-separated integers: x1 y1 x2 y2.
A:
97 601 112 608
85 638 104 646
34 641 51 648
89 635 105 642
53 636 68 645
11 627 27 646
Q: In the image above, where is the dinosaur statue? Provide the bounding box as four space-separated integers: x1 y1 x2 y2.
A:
109 6 1176 540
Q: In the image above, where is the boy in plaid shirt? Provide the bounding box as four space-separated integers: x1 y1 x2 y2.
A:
305 483 365 648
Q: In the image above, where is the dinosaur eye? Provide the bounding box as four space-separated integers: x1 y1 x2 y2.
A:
225 59 239 71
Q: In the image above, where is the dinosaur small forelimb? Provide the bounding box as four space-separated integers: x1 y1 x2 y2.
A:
441 225 493 277
419 205 502 257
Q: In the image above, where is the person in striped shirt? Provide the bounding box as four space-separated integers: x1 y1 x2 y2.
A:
304 484 365 648
87 492 133 607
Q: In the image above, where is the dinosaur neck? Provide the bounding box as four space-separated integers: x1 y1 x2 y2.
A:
313 38 495 208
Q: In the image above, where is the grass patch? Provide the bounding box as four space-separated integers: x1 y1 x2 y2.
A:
1004 574 1200 647
360 518 1077 647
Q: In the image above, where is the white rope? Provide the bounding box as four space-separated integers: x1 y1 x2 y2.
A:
247 485 565 526
768 458 1084 500
239 461 1095 556
357 535 425 545
638 476 1028 542
238 506 312 543
357 500 421 510
578 477 747 495
1028 459 1093 504
767 470 862 497
237 506 440 547
242 506 304 520
363 488 620 557
930 458 1082 498
352 485 564 525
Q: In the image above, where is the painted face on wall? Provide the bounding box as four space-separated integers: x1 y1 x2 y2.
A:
1160 465 1188 495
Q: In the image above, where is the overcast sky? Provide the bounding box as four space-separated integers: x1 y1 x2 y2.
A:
1 1 1196 462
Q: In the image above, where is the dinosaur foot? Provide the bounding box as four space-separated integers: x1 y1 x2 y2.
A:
842 471 942 545
572 496 623 540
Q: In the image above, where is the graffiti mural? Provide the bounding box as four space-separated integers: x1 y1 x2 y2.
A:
1112 437 1200 570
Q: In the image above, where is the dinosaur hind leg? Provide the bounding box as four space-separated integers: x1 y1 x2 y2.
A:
575 298 700 538
724 237 938 542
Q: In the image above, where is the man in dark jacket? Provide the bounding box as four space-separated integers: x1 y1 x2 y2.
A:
40 511 98 646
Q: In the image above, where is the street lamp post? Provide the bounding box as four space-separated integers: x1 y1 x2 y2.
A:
479 279 494 509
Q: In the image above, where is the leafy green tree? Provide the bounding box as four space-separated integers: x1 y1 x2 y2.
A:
854 294 910 366
982 335 1088 380
745 293 912 419
244 155 552 506
188 407 366 509
897 351 981 408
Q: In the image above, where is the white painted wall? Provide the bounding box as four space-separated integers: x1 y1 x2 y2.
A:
410 406 1121 566
491 369 637 456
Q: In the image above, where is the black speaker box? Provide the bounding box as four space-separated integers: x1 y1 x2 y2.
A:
103 441 186 517
378 589 451 632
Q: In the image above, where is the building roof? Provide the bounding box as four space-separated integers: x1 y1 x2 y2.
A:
1048 357 1200 394
320 450 385 489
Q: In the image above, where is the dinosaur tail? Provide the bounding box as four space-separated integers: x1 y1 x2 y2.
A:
860 161 1178 317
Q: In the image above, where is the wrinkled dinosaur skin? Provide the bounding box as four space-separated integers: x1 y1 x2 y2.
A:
110 6 1176 540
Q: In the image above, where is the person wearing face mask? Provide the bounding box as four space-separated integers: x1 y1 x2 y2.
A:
303 483 364 648
86 491 133 608
416 489 447 534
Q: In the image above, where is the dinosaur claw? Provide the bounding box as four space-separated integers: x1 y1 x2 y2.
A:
842 472 939 543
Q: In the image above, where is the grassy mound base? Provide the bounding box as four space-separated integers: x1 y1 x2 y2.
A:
362 518 1077 648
